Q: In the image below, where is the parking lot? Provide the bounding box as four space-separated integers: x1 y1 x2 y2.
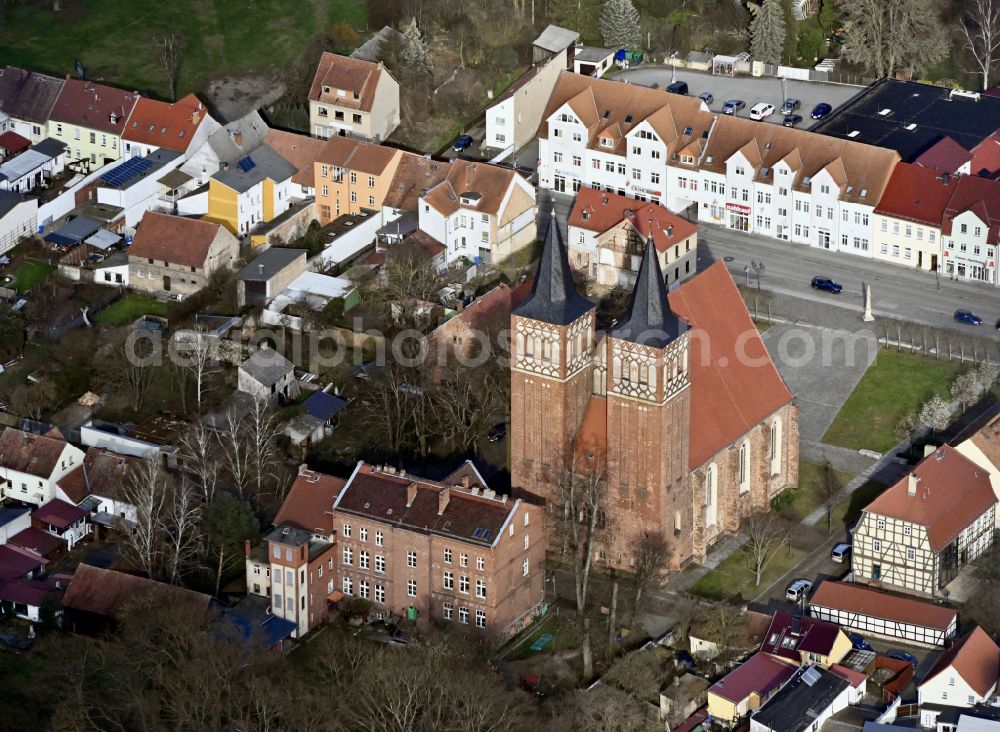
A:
611 66 863 127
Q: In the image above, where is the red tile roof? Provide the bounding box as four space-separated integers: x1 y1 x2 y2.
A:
809 580 957 631
316 135 397 175
308 52 387 113
128 211 226 269
0 576 65 607
62 563 212 618
668 262 793 468
333 463 518 547
863 445 996 551
50 78 139 134
8 526 63 557
121 93 209 152
708 652 797 703
453 283 515 331
0 427 71 478
760 611 844 662
914 136 973 174
920 626 1000 697
265 129 328 188
423 159 519 217
274 468 346 535
873 163 959 227
971 131 1000 178
0 544 47 581
942 174 1000 245
58 447 139 504
33 498 87 529
569 187 698 254
0 131 30 156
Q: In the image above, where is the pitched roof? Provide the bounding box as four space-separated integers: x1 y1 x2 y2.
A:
0 131 30 156
964 409 1000 476
568 187 698 254
383 152 451 210
308 52 387 113
942 174 1000 245
264 129 328 188
760 611 844 662
708 652 797 703
0 67 64 124
121 93 210 152
333 463 518 547
274 467 346 535
0 576 65 607
668 262 793 468
971 130 1000 178
862 445 996 551
873 163 958 226
49 78 139 134
33 498 87 529
316 135 398 175
449 283 516 332
0 189 30 218
62 563 212 618
58 447 139 504
533 24 580 53
513 213 594 326
422 159 518 217
0 427 70 478
0 544 46 581
303 391 349 422
239 348 294 387
8 526 63 557
920 627 1000 697
128 212 225 269
914 136 973 174
808 580 957 631
751 665 849 732
212 144 296 193
611 239 687 348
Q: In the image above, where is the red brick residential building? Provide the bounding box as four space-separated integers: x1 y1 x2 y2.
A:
510 216 797 572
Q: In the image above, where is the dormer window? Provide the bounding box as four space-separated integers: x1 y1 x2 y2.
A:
323 85 331 94
681 155 694 164
601 137 613 148
109 112 117 124
337 89 346 97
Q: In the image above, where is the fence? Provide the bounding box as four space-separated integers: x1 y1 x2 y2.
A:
879 326 1000 366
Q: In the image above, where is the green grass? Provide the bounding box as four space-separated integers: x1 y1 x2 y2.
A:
12 261 53 291
690 545 806 601
508 612 582 660
822 350 960 453
94 293 169 325
772 461 853 523
0 0 367 99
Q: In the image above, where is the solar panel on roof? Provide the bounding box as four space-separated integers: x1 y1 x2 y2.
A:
99 156 154 187
802 667 822 687
237 156 255 172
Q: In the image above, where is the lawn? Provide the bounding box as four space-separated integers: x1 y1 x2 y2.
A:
690 545 806 601
772 461 853 523
508 612 582 661
94 293 169 326
821 350 960 453
12 261 54 291
0 0 367 99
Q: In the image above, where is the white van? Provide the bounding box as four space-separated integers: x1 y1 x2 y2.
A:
750 102 776 120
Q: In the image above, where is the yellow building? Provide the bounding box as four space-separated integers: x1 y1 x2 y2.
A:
759 611 853 668
205 144 298 237
48 79 138 169
707 653 797 726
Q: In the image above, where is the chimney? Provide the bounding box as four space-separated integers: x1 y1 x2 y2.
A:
298 463 309 475
907 473 920 496
406 483 418 507
923 444 937 458
438 487 450 515
244 539 252 558
462 475 471 489
667 224 673 238
258 263 265 275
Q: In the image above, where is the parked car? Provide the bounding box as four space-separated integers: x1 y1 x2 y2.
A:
955 309 983 326
781 98 801 114
886 650 918 666
749 102 776 120
849 633 874 652
785 578 813 602
666 80 689 95
783 114 803 127
811 102 833 120
831 543 851 563
699 92 714 105
453 134 474 152
488 423 507 442
811 276 844 294
722 99 746 115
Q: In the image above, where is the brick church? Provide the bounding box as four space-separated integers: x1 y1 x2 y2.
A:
509 215 799 571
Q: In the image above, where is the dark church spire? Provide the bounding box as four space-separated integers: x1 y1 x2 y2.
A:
513 212 594 325
611 237 687 348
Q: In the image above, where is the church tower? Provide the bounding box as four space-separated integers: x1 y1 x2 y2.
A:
510 214 596 498
604 238 693 570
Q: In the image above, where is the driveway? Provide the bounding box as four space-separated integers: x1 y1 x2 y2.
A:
611 66 862 127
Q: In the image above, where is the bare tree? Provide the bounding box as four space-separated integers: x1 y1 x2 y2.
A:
631 531 668 621
549 449 610 679
178 421 222 502
961 0 1000 91
155 31 184 101
218 408 253 500
172 328 218 414
694 601 749 665
102 331 157 412
432 363 507 455
116 454 167 578
245 396 282 503
819 461 842 534
162 477 201 585
742 513 787 588
842 0 947 78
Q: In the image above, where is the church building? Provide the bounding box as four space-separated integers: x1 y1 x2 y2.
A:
509 215 798 571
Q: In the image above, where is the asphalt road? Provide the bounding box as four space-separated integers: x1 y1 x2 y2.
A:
611 66 863 127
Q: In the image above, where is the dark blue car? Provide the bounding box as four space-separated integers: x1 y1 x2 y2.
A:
453 134 474 152
811 276 843 294
955 309 983 326
811 102 833 120
886 650 918 666
849 633 874 651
